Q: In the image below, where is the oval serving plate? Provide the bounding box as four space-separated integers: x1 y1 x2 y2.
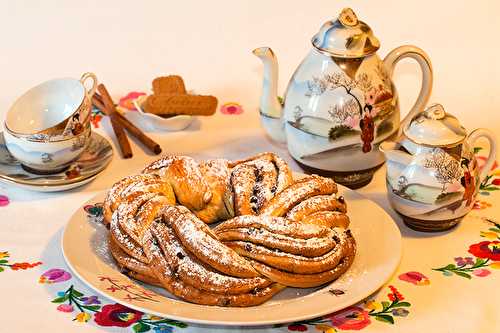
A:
62 181 401 326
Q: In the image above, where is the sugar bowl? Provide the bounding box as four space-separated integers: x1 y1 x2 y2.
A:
380 103 497 231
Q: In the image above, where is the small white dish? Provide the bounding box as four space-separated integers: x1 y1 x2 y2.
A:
62 181 402 326
131 95 194 131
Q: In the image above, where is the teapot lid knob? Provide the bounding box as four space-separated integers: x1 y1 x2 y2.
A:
312 8 380 58
339 8 358 27
423 103 446 120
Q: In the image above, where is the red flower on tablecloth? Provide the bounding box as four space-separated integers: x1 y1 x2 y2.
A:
328 306 371 330
0 195 9 207
473 200 492 210
10 261 42 270
472 268 491 277
94 303 143 327
398 271 430 286
387 285 404 301
39 268 72 284
220 102 244 115
0 251 42 272
57 304 74 313
468 241 500 261
119 92 146 111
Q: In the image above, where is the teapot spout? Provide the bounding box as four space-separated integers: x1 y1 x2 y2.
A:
253 47 282 118
253 47 286 143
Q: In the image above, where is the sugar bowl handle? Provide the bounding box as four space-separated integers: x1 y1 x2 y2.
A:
468 128 497 183
80 72 98 100
383 45 433 133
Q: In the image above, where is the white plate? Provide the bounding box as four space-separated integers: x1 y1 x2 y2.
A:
62 184 401 326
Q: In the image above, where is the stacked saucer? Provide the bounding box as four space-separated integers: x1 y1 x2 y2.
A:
0 131 112 192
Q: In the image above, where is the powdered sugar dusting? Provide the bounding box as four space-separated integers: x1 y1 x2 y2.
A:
103 153 356 306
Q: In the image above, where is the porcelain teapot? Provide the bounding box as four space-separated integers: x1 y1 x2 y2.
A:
253 8 433 188
380 103 497 231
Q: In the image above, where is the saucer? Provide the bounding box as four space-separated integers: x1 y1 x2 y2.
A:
0 131 113 192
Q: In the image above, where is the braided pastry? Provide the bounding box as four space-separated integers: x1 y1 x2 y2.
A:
104 152 356 307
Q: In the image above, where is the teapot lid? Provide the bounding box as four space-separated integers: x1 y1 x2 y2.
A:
403 103 467 147
312 8 380 58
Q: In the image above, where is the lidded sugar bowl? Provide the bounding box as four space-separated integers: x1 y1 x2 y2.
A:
380 103 497 231
253 7 433 188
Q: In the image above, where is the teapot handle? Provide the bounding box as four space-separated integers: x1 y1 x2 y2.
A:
468 128 497 183
383 45 433 134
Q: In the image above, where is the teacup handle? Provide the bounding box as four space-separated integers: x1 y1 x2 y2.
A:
468 128 497 183
383 45 433 134
80 72 98 99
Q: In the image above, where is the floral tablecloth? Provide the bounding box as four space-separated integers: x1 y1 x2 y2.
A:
1 103 499 332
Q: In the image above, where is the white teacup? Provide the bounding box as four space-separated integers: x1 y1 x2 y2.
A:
3 122 92 174
5 73 97 136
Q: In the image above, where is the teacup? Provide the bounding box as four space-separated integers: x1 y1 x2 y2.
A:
5 72 97 138
3 122 92 174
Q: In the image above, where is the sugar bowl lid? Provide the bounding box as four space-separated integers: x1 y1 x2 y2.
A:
312 8 380 58
403 103 467 147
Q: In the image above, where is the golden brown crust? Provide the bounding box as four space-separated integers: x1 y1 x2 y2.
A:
229 152 293 196
216 227 336 257
224 229 354 274
301 211 350 229
122 195 174 244
287 195 347 221
103 174 157 225
143 156 212 211
162 205 260 278
214 215 331 239
125 270 163 287
109 236 156 279
260 176 337 217
249 255 355 288
110 193 157 263
231 163 257 215
143 231 285 306
150 221 272 294
195 159 234 223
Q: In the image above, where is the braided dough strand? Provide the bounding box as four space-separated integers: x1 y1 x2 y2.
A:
143 230 285 307
260 175 337 217
162 205 260 278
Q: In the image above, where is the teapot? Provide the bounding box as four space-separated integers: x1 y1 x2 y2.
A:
380 103 497 232
253 8 433 188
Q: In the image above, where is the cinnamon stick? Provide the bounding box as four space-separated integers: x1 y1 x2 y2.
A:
93 86 132 159
94 90 162 155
